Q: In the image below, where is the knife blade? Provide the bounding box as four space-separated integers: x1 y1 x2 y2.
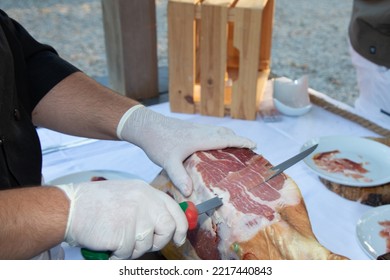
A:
179 196 223 230
195 196 223 215
263 143 318 183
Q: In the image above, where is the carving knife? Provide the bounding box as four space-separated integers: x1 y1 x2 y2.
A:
263 143 318 183
228 143 319 203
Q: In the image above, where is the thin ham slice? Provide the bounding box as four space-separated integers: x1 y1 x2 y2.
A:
313 150 372 183
151 148 348 260
379 220 390 253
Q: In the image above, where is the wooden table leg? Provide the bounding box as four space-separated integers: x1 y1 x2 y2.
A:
101 0 158 100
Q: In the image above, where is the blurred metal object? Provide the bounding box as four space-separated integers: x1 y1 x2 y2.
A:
41 139 96 155
380 109 390 118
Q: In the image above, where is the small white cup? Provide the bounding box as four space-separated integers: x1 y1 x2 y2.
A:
273 76 312 116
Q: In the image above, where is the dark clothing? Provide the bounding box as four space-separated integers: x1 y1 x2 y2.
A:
349 0 390 68
0 9 79 189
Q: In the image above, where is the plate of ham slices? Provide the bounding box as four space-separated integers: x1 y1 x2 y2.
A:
48 170 140 185
301 136 390 187
356 205 390 259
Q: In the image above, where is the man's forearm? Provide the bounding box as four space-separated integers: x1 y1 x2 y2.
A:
31 71 139 140
0 186 69 259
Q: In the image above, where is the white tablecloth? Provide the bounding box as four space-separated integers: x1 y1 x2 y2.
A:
38 93 386 260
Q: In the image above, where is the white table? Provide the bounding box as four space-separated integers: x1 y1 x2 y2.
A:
38 93 386 260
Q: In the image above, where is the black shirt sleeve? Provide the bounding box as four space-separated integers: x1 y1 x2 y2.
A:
0 9 80 115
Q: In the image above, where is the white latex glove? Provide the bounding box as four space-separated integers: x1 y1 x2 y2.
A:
117 105 256 196
55 179 188 260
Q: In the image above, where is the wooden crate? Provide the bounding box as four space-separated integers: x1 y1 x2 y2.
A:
168 0 274 120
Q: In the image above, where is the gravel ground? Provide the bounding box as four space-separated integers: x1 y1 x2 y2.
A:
2 0 358 106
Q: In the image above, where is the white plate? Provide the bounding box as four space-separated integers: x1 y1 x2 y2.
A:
301 136 390 187
48 170 140 185
356 205 390 259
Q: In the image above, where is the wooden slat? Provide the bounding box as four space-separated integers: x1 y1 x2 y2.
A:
199 0 232 116
230 0 263 119
256 69 271 106
195 0 267 20
259 0 274 70
168 0 196 113
101 0 158 100
226 1 270 69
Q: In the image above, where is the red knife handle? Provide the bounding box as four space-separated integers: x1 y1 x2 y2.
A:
179 201 198 230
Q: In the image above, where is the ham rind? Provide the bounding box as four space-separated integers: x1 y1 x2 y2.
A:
151 148 348 260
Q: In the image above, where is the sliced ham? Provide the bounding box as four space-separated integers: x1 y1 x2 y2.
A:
379 220 390 253
313 150 372 183
151 148 348 260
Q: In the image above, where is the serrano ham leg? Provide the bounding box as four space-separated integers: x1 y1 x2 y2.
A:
151 148 348 260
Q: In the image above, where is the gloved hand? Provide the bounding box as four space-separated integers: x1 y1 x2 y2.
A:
55 179 188 260
117 105 256 197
